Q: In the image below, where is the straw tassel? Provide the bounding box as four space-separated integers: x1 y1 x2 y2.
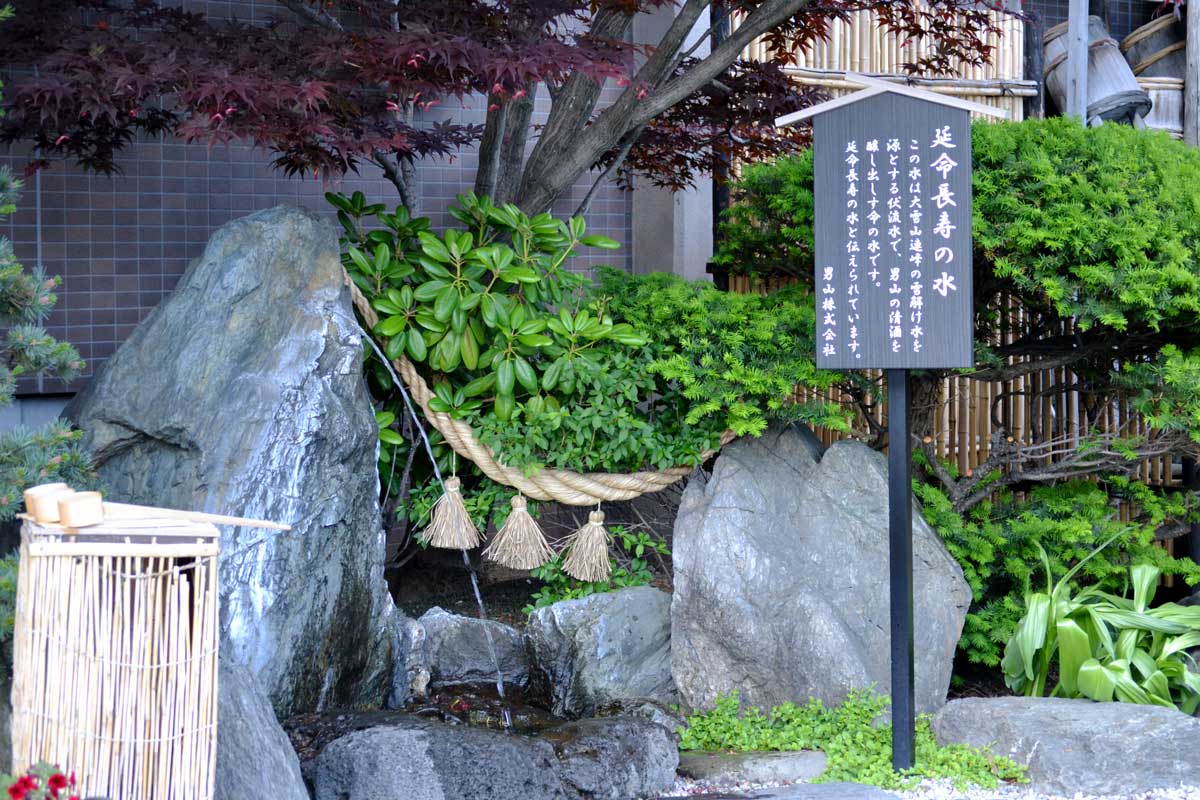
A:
562 509 612 582
421 476 482 550
483 494 554 569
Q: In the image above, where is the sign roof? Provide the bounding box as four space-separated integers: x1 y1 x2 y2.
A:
775 72 1010 128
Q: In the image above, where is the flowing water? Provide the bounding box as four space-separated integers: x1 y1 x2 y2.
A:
460 550 513 729
356 324 513 730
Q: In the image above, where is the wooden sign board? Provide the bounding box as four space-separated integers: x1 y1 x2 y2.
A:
813 92 974 370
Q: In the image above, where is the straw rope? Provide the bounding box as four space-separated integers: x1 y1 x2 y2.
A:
345 270 736 505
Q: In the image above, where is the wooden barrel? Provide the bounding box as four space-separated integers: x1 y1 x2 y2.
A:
1044 16 1151 122
1121 15 1186 78
1138 76 1184 138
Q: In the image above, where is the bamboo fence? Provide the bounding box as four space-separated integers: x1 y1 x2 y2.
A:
729 274 1179 493
11 517 221 800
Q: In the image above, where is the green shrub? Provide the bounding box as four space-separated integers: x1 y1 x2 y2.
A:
679 690 1026 790
332 190 850 535
916 477 1200 667
596 268 847 438
718 119 1200 334
709 147 814 278
971 118 1200 334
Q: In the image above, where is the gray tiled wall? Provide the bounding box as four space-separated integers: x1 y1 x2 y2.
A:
1 1 633 396
1027 0 1162 41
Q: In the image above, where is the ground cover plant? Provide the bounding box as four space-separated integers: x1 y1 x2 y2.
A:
679 690 1026 790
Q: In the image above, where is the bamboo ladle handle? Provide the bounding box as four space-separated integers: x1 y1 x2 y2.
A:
102 502 291 531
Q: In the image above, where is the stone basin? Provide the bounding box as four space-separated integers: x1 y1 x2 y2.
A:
284 688 679 800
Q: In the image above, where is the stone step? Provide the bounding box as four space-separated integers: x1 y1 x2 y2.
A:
677 750 828 786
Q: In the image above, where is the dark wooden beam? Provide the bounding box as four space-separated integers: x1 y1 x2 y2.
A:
1024 10 1046 119
1187 0 1200 145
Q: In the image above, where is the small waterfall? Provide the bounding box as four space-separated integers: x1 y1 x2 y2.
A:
356 323 512 730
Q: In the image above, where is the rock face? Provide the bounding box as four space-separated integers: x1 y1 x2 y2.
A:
417 607 528 689
527 586 675 717
671 425 969 714
215 659 309 800
66 206 398 715
312 716 677 800
933 697 1200 795
550 717 679 799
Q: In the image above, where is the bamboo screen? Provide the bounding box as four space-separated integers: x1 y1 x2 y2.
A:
12 517 221 800
739 7 1034 121
728 274 1179 492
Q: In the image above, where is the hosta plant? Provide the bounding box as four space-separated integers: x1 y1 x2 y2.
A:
1002 537 1200 713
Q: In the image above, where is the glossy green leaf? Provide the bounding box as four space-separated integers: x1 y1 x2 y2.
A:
460 328 479 370
1077 659 1116 702
1055 619 1091 695
497 360 515 396
405 328 428 361
433 285 459 322
513 356 537 393
376 315 407 337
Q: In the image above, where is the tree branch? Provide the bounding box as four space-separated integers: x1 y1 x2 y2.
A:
373 151 417 212
574 123 643 217
278 0 344 31
635 0 809 123
520 0 811 211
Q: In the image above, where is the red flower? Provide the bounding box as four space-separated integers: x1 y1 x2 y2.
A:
7 784 26 800
48 773 68 795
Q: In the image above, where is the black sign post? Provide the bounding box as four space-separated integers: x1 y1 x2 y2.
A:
886 367 914 768
777 76 991 771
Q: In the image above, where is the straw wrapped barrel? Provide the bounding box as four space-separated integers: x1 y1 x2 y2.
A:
1044 16 1151 122
1138 76 1185 138
1121 15 1187 78
11 517 220 800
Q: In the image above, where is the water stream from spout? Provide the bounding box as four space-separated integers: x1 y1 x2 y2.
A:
357 325 512 728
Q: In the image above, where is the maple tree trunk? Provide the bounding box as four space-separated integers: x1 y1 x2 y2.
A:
515 6 635 211
516 0 809 213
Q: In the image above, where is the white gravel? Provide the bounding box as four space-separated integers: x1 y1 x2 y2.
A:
900 778 1200 800
658 777 1200 799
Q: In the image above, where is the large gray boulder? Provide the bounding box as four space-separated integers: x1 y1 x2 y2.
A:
215 659 309 800
66 206 399 715
313 716 676 800
417 607 528 689
527 586 675 717
933 696 1200 795
671 425 969 714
